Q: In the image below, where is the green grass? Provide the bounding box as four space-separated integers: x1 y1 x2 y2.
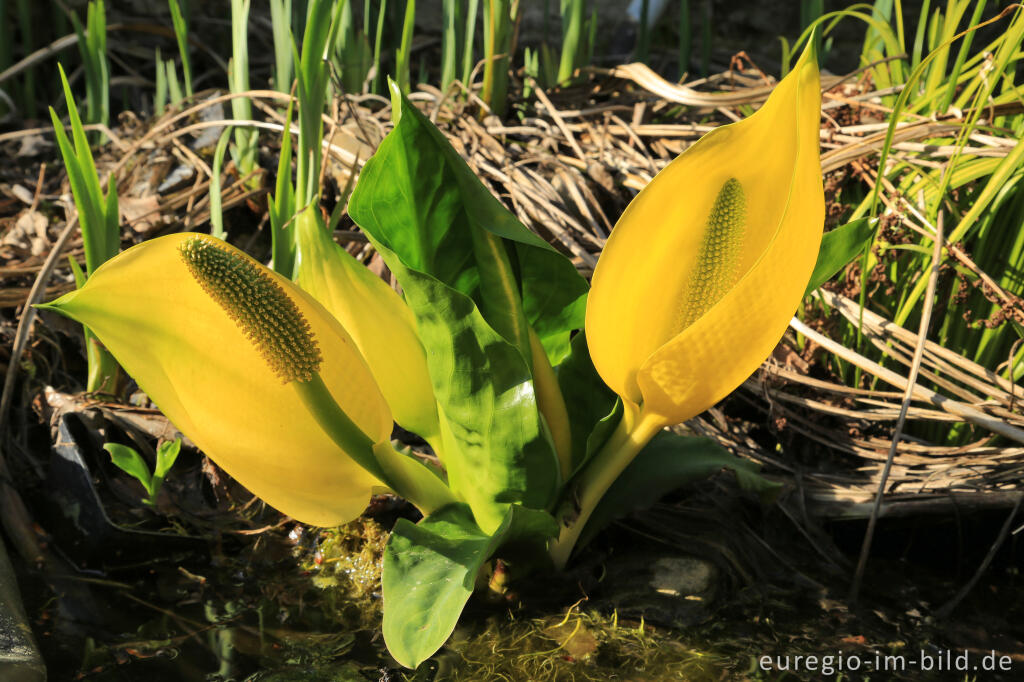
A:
801 2 1024 444
70 0 109 138
49 64 121 394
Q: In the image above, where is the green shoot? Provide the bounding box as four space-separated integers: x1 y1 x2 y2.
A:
154 47 185 114
441 0 458 91
678 0 691 76
295 0 340 210
50 66 118 278
270 0 294 93
70 0 110 138
230 0 259 188
800 0 826 60
209 126 234 240
523 46 539 98
461 0 480 89
167 0 193 97
50 64 121 393
395 0 416 93
636 0 650 62
166 58 184 106
273 0 340 279
103 439 182 507
557 0 584 84
482 0 515 117
268 100 296 276
332 0 374 94
372 0 389 94
154 47 167 114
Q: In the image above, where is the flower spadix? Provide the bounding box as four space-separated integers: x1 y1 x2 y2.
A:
586 41 824 426
40 233 393 526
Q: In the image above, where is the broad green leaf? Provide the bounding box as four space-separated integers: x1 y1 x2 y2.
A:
350 83 587 365
803 217 876 296
382 504 492 669
348 88 578 532
577 431 781 549
382 503 556 669
103 443 153 497
369 239 560 533
556 331 617 473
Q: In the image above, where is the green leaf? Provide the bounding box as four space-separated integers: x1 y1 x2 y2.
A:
556 332 617 473
372 240 560 533
209 126 233 241
149 438 181 504
349 87 585 531
382 504 491 669
351 84 587 365
103 443 154 499
382 503 556 669
51 63 118 276
577 431 781 549
804 217 875 296
153 438 181 480
268 99 297 277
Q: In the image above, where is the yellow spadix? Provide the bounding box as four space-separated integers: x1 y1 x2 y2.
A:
40 233 393 526
586 42 824 427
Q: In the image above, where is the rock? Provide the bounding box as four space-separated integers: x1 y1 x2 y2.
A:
594 552 718 628
0 538 45 682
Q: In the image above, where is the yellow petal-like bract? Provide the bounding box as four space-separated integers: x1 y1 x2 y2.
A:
294 209 440 444
586 43 824 425
43 233 393 526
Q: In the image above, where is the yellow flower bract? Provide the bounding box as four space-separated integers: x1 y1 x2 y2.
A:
44 233 392 526
586 43 825 426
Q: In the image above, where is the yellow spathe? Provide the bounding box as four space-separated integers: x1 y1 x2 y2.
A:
586 43 824 425
44 233 392 526
293 208 440 444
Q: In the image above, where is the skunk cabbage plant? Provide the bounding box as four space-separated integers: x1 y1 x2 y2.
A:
41 32 824 670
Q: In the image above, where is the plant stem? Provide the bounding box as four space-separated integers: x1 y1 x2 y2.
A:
294 373 385 481
549 403 664 569
296 374 457 514
371 442 459 515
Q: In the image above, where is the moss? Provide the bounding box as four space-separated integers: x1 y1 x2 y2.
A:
296 518 388 632
429 608 730 681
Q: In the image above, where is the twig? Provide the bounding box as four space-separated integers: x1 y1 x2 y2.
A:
788 317 1024 444
529 78 586 161
850 211 945 603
